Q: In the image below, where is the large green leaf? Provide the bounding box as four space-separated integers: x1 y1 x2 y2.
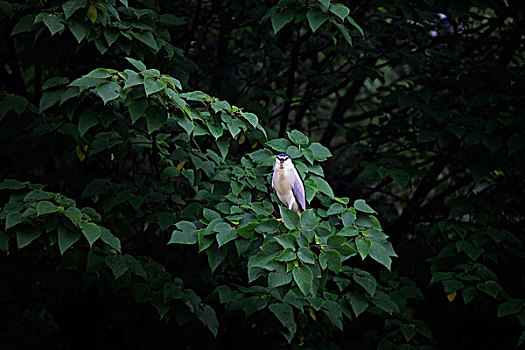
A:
280 207 299 229
58 226 80 255
169 221 198 244
293 265 313 296
271 10 294 34
80 221 101 247
306 9 328 33
269 302 294 329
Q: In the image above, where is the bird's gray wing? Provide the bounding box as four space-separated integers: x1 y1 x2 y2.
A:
271 165 279 202
292 169 306 211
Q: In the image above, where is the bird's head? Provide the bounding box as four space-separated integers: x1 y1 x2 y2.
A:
276 153 292 169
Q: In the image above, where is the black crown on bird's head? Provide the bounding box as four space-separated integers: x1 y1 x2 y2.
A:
277 153 290 162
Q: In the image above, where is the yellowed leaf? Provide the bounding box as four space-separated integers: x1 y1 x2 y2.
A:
87 5 97 23
308 308 316 321
238 135 246 145
111 153 115 161
447 290 457 302
75 145 85 161
176 160 185 171
91 194 99 204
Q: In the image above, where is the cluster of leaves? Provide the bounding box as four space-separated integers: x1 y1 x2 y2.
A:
265 0 363 45
0 177 220 334
0 55 406 344
166 126 399 341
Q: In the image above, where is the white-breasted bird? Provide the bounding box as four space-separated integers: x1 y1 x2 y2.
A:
272 153 306 214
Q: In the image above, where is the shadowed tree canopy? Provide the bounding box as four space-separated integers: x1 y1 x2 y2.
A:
0 0 524 349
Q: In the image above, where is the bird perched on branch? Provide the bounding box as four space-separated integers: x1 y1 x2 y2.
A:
272 153 306 214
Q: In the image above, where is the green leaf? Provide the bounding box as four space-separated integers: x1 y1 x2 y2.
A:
39 90 63 113
462 286 477 305
3 95 28 115
95 82 121 104
277 247 297 262
144 76 166 96
287 130 309 145
269 269 293 287
293 265 313 296
300 209 318 231
207 246 226 272
100 227 121 252
69 20 87 43
5 212 24 230
311 176 333 198
207 122 224 140
317 0 330 12
342 209 356 226
477 280 501 298
242 112 258 128
280 207 299 229
348 294 368 317
297 246 316 264
105 255 129 279
41 78 68 92
333 21 352 46
129 98 148 124
274 234 297 249
497 300 521 318
347 15 364 37
169 221 198 244
327 203 345 215
146 106 167 133
269 303 294 329
11 14 37 35
58 226 80 255
354 199 377 214
80 221 101 247
309 142 332 160
126 57 146 71
242 296 268 317
63 0 87 19
195 305 218 337
64 207 82 227
248 149 273 163
104 27 119 46
369 241 395 270
123 70 143 89
304 178 318 203
271 10 294 34
132 31 158 50
215 223 237 247
356 237 371 260
319 249 342 271
266 138 291 152
36 201 59 216
78 110 99 136
163 281 182 302
17 227 42 249
329 4 349 21
353 273 377 296
322 300 343 330
43 15 65 36
306 9 328 32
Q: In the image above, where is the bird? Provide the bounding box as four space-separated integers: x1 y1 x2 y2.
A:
272 153 306 214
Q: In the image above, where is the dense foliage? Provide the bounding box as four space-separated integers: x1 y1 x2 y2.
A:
1 0 524 349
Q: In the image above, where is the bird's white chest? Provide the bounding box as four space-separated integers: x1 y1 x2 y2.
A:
273 167 294 196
